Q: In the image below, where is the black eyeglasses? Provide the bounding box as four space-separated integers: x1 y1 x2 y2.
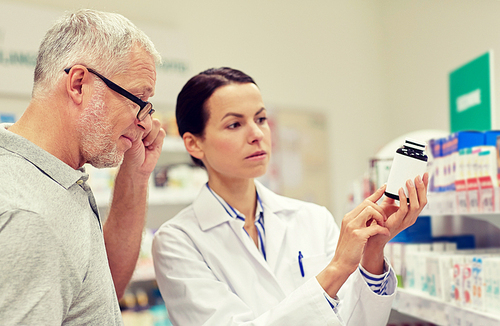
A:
64 67 154 121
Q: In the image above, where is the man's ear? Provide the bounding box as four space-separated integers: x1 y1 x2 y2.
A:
183 132 204 161
66 66 90 106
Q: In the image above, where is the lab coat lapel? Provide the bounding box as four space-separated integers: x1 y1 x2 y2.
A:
262 209 287 273
226 209 287 300
227 218 269 268
195 184 285 296
255 181 300 274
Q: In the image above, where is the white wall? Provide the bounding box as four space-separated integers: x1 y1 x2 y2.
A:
379 0 500 137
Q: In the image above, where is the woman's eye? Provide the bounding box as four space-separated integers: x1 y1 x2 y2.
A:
257 117 267 124
228 122 240 129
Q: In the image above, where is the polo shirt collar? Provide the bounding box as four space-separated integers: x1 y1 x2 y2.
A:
0 123 85 189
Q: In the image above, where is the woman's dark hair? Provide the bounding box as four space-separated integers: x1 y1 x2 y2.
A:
176 67 257 167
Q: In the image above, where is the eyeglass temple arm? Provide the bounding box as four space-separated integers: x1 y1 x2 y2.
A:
64 67 149 109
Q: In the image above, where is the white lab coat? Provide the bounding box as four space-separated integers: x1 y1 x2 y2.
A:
152 181 396 326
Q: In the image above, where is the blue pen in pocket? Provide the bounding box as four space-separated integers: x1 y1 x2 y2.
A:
298 251 304 277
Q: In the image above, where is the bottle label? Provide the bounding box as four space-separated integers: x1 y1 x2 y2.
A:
385 153 428 199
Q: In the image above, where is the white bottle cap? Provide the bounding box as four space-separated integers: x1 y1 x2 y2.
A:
404 138 426 151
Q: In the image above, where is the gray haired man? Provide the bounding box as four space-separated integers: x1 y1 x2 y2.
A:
0 9 165 325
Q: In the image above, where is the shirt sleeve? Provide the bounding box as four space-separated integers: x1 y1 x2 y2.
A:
323 257 393 323
358 258 396 295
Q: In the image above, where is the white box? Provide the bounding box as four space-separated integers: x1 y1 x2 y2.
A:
461 256 474 307
438 254 454 302
472 255 487 311
426 254 441 298
403 244 419 290
452 255 466 306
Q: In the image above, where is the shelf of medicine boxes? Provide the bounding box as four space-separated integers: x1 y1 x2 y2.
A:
87 136 204 283
423 190 500 230
392 288 500 326
389 191 500 326
90 135 202 208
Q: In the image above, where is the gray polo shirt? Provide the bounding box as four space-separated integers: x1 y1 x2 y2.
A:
0 124 123 325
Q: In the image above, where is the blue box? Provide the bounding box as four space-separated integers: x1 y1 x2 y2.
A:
484 130 500 146
390 216 433 243
0 113 16 123
453 130 484 150
432 234 475 249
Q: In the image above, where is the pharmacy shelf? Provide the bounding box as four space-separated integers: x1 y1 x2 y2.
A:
427 211 500 230
94 188 198 207
423 192 500 229
458 213 500 230
157 136 191 166
393 288 500 326
91 134 200 208
131 259 156 282
162 135 186 152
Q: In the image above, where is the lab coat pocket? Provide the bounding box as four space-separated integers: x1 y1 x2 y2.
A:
290 252 329 288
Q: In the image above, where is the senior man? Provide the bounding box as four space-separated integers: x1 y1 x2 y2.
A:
0 9 165 325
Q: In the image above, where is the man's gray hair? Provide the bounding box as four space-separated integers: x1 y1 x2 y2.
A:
32 9 162 98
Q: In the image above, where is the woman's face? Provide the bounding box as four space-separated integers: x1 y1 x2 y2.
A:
197 82 271 182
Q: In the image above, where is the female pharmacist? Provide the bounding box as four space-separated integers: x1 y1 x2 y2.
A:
152 67 429 326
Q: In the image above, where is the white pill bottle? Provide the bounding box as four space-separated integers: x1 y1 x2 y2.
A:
385 138 428 202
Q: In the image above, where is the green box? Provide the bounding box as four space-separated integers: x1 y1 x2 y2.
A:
449 51 493 133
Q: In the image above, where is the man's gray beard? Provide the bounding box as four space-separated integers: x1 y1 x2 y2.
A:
77 83 124 169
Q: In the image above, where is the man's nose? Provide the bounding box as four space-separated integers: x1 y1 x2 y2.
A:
137 114 152 133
